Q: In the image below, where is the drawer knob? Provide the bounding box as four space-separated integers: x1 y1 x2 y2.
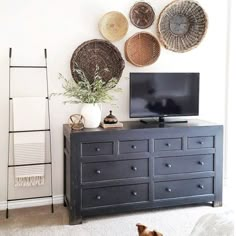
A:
166 188 172 192
165 163 172 168
96 195 101 200
198 141 204 145
132 191 137 196
131 166 138 171
198 161 204 166
95 147 101 152
95 169 101 174
166 143 171 147
198 184 204 189
131 145 137 149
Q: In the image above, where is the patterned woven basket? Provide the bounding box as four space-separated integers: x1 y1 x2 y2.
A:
157 0 208 53
71 39 125 83
129 2 155 29
125 32 161 67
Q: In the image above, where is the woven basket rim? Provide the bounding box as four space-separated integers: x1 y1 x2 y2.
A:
129 2 155 29
99 11 128 42
70 39 125 83
125 32 161 67
157 0 208 53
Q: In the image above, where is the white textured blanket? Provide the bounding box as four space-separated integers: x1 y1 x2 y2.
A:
13 97 46 187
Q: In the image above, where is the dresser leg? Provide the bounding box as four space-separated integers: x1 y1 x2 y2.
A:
69 216 83 225
213 201 222 207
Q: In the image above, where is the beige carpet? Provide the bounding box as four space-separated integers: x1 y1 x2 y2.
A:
0 202 233 236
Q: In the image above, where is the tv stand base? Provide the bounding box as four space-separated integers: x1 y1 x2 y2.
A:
140 118 188 124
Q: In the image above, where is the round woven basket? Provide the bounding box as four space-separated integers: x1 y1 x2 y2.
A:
129 2 155 29
99 11 128 42
125 32 161 67
71 39 125 83
157 0 208 53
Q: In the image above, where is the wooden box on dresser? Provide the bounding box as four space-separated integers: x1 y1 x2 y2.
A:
63 120 223 225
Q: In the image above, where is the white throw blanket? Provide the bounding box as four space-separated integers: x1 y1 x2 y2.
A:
13 97 47 187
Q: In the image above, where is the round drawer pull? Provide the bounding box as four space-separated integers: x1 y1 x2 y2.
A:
165 163 172 168
166 143 171 147
95 169 101 174
166 188 172 192
198 184 204 189
198 141 204 145
198 161 204 166
131 145 137 149
131 166 138 171
95 147 101 152
96 195 101 200
132 191 137 196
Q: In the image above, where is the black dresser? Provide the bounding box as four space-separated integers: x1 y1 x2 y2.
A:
63 120 223 225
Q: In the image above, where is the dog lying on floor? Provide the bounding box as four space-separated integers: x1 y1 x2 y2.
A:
136 223 163 236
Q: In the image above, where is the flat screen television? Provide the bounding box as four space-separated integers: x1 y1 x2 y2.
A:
130 73 199 121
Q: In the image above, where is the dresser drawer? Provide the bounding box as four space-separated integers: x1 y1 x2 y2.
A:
82 159 148 182
82 183 149 208
155 155 214 175
155 178 213 200
155 138 182 152
188 136 214 149
119 140 148 154
81 142 113 156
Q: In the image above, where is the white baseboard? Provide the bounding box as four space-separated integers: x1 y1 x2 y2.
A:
0 195 63 210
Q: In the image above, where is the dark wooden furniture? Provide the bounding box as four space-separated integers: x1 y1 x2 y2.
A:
63 120 223 225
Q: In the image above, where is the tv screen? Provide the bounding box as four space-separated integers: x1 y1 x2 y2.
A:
130 73 199 118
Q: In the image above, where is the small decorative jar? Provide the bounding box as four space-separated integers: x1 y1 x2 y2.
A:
103 110 118 124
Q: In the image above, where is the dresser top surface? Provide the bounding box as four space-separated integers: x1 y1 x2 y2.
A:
64 119 222 134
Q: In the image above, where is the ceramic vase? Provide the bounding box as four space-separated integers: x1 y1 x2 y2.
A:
80 103 101 128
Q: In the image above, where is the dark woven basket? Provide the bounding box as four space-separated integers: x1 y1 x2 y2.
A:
125 32 161 67
71 39 125 83
157 0 208 53
129 2 155 29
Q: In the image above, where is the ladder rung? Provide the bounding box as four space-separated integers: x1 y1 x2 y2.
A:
9 129 50 133
8 162 52 168
10 66 47 69
9 97 49 100
8 195 52 202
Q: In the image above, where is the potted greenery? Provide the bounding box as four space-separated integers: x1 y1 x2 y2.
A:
54 66 121 128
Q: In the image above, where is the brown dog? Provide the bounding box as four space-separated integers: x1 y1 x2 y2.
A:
136 223 163 236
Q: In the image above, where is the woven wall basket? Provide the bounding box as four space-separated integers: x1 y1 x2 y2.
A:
157 0 208 53
99 11 128 42
125 32 161 67
70 39 125 83
129 2 155 29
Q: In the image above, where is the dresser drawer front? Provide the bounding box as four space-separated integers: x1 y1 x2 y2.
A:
81 142 113 156
82 184 149 208
155 155 214 175
188 136 214 149
119 140 148 154
155 178 213 200
155 138 182 151
82 159 149 182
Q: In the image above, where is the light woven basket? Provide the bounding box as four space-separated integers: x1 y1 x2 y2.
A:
157 0 208 53
99 11 128 42
125 32 161 67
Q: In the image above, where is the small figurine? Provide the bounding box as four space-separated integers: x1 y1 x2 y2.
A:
103 110 118 124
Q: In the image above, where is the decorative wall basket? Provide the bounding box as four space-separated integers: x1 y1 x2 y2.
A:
125 32 161 67
157 0 208 53
129 2 155 29
99 11 128 42
70 39 125 83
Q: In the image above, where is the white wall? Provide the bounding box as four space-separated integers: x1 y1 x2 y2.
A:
0 0 229 203
226 0 236 185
